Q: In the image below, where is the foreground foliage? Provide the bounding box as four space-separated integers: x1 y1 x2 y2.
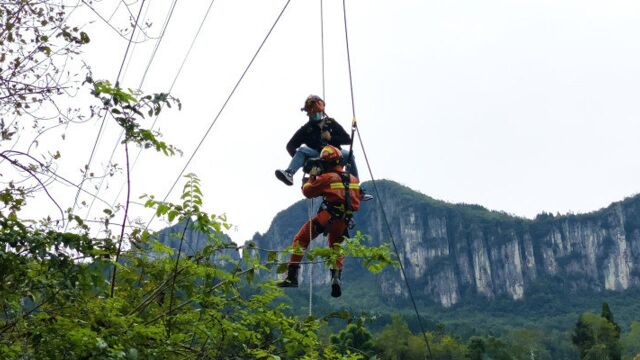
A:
1 15 398 352
1 171 399 359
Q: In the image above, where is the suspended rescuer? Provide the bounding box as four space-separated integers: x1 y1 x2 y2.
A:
275 95 360 186
276 145 361 298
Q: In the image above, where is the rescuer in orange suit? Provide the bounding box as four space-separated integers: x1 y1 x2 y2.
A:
276 145 361 298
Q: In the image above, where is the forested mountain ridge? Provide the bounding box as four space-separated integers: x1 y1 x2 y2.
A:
251 180 640 308
156 219 241 261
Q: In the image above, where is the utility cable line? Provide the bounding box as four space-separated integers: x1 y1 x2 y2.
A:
83 0 180 224
81 0 150 44
145 0 293 230
118 0 154 88
118 0 158 41
90 0 213 294
139 0 180 88
67 0 148 227
108 0 219 213
340 0 433 358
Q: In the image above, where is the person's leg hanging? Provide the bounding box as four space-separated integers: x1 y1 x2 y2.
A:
327 219 348 297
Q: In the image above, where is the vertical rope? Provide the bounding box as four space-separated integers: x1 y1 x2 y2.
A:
320 0 326 101
307 0 328 319
341 0 356 121
308 198 314 317
340 0 357 177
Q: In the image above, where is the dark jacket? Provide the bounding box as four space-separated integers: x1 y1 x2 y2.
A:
286 117 351 156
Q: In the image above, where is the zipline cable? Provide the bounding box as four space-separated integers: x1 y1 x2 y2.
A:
67 0 148 227
145 0 293 230
340 1 433 358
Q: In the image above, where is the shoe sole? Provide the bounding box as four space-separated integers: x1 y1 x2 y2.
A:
275 171 294 186
277 283 298 288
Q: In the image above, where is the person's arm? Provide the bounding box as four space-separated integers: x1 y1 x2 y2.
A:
286 126 306 157
328 119 351 145
302 173 331 198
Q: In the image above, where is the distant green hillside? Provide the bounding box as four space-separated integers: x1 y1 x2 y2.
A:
250 179 640 336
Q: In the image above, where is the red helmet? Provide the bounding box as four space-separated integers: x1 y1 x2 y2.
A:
320 145 342 164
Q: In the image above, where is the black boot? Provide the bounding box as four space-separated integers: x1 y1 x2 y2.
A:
276 264 299 288
330 269 342 298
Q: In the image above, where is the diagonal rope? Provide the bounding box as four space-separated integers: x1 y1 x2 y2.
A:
145 0 293 230
340 1 433 358
357 126 434 360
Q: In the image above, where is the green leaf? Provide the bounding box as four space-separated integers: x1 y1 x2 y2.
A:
168 210 178 222
276 263 288 274
80 32 90 44
246 268 255 284
150 240 174 255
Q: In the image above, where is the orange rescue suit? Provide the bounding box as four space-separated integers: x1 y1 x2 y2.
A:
289 168 361 269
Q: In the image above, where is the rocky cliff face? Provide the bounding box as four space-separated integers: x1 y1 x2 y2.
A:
252 180 640 307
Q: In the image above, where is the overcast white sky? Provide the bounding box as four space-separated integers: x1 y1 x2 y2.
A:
16 0 640 243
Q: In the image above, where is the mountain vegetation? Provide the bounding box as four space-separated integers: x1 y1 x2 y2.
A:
3 1 640 359
251 180 640 359
1 2 393 358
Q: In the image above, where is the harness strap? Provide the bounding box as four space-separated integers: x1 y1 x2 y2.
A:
340 171 352 219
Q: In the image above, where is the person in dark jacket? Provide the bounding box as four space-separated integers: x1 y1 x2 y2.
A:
275 95 359 186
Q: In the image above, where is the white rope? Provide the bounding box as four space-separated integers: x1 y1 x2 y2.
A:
307 197 314 316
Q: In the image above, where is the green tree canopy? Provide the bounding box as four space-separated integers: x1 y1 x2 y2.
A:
376 315 412 360
505 328 551 360
621 321 640 360
330 323 377 358
573 312 621 360
601 303 621 337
